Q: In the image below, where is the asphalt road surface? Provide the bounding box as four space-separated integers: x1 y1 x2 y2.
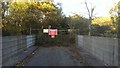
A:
24 46 85 66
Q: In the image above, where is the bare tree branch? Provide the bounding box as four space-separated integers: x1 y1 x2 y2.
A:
90 7 94 18
84 0 96 36
85 0 90 18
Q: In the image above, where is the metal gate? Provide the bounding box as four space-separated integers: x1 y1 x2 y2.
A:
35 29 77 47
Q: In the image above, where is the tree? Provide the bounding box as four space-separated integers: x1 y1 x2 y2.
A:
84 0 95 36
0 2 2 29
92 17 117 37
2 2 9 18
117 1 120 38
109 1 120 38
66 14 89 35
2 2 66 36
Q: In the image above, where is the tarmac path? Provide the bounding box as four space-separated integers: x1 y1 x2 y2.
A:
24 46 85 66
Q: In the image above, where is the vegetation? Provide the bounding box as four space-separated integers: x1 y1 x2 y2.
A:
91 17 117 37
2 1 119 38
36 30 76 46
2 2 68 36
109 1 120 38
65 14 89 35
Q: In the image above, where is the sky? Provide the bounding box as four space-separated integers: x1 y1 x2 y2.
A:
54 0 120 18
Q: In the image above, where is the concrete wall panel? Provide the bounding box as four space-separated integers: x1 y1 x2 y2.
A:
2 35 35 66
77 35 118 66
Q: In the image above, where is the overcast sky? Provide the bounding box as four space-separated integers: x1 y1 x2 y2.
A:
54 0 120 18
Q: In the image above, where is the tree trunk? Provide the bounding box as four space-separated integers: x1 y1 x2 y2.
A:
88 17 92 36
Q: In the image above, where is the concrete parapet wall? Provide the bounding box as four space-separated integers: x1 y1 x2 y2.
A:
2 35 35 66
0 35 2 68
77 35 118 66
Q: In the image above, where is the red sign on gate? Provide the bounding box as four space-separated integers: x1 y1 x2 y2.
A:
49 29 58 35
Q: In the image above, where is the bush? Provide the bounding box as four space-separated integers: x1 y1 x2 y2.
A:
35 30 76 47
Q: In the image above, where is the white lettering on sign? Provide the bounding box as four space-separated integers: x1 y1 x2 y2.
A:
49 29 58 35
